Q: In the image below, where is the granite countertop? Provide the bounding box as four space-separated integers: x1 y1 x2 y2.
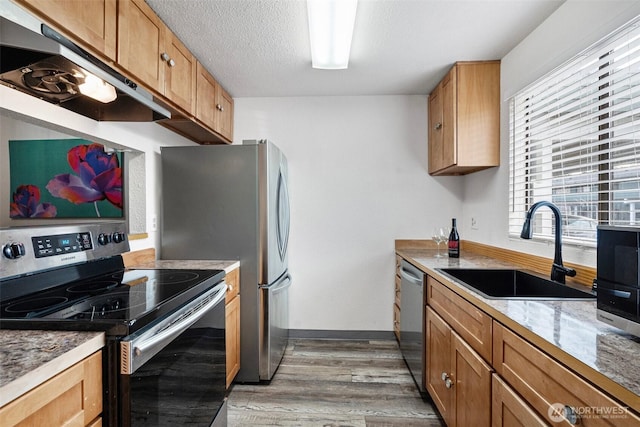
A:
0 330 104 407
128 259 240 274
397 248 640 411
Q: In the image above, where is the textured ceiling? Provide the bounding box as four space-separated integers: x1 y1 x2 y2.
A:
146 0 564 98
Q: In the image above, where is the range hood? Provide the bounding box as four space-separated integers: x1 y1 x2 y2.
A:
0 2 171 121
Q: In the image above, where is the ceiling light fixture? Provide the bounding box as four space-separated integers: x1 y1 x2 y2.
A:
79 73 117 103
307 0 358 70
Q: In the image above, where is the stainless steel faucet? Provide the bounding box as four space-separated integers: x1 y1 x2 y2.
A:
520 201 577 284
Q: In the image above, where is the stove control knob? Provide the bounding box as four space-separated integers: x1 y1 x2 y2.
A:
3 242 26 259
98 233 112 245
112 232 126 244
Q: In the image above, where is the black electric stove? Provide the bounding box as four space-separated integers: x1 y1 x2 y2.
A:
1 263 224 329
0 222 228 426
0 223 224 334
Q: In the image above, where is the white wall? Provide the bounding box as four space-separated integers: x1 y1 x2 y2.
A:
234 96 463 331
460 0 640 268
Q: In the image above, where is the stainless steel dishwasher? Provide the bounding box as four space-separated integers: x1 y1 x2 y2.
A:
399 259 426 392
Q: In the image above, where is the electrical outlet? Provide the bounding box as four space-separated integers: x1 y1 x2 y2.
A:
471 217 479 230
151 214 157 232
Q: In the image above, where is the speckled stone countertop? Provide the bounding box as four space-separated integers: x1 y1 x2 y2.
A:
0 330 104 407
397 248 640 412
128 260 240 273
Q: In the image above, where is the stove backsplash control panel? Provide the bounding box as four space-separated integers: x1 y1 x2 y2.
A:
0 222 129 280
32 232 93 258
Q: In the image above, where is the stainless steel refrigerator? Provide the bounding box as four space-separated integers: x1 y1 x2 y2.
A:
161 139 291 382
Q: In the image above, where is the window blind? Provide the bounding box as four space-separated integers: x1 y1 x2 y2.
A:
509 16 640 246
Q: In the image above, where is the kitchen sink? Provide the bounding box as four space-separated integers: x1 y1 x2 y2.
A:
436 268 596 300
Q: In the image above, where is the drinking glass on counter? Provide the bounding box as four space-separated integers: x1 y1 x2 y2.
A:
432 226 448 258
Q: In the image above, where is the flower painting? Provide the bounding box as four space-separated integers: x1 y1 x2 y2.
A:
10 184 57 218
9 139 123 219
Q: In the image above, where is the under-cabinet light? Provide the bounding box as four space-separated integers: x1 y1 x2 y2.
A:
307 0 358 69
79 73 117 103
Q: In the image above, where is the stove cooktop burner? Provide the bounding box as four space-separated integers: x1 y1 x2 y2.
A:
4 296 69 314
0 268 225 331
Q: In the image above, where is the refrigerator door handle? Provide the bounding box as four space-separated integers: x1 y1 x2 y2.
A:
276 169 291 262
261 273 292 292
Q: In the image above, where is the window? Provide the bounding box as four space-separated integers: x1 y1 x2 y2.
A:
509 16 640 246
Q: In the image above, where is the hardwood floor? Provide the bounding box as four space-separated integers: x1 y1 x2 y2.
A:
227 339 444 426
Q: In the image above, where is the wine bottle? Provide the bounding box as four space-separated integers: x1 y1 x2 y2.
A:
448 218 460 258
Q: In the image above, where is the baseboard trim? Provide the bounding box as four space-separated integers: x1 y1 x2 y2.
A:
288 329 395 340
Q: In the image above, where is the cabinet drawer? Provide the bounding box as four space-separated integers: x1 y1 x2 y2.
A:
225 268 240 303
493 322 640 426
492 374 548 427
0 351 102 426
427 276 492 362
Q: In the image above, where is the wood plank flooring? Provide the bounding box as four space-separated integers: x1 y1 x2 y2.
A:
227 339 444 426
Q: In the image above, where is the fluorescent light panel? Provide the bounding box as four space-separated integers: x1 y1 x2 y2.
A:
307 0 357 69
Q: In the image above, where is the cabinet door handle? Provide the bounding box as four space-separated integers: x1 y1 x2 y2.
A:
216 104 224 112
168 59 176 67
160 52 170 62
441 372 453 388
562 405 579 424
434 122 442 130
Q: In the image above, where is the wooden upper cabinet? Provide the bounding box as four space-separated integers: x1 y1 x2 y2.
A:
196 61 218 131
195 62 234 143
118 0 195 116
15 0 117 62
15 0 231 142
164 31 197 115
215 84 234 141
118 0 165 93
428 60 500 176
428 82 444 173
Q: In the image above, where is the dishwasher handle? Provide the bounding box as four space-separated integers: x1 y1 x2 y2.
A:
400 262 424 286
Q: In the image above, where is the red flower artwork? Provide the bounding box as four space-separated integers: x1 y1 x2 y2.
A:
10 184 57 218
46 143 122 216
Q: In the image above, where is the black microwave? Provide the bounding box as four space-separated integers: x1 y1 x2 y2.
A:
596 225 640 337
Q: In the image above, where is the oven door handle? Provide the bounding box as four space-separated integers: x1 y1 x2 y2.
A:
121 282 227 374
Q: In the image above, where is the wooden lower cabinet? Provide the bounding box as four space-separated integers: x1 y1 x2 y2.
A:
426 306 492 427
225 267 241 388
0 351 102 427
493 322 640 426
492 374 548 427
427 276 492 363
419 271 639 427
